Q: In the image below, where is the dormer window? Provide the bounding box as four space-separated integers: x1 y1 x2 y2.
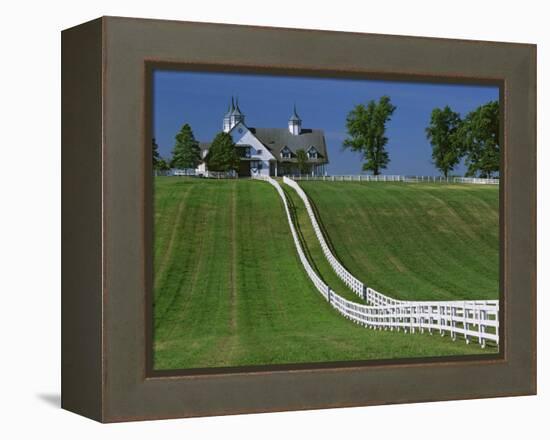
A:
307 146 318 159
281 147 292 159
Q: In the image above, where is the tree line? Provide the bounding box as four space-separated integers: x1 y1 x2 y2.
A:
154 97 499 178
342 97 500 178
153 124 240 173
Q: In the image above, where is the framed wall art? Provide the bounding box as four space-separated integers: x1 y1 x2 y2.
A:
61 16 536 422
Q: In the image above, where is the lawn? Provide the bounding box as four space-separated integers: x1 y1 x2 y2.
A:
298 181 499 302
153 177 495 371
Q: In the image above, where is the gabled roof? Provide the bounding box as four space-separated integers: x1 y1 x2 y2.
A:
249 127 328 163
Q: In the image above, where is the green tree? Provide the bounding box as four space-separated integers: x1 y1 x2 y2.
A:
157 158 170 172
205 132 240 173
280 162 293 176
456 101 500 178
171 123 201 170
343 96 396 175
425 106 462 178
152 138 161 169
295 149 310 175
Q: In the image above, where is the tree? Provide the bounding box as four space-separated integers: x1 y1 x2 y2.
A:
171 123 201 170
152 138 171 175
425 106 462 178
343 96 396 175
280 162 293 176
152 138 161 170
295 149 310 175
157 158 170 172
205 132 240 173
456 101 500 178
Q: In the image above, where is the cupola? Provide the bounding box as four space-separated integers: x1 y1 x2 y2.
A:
288 104 302 135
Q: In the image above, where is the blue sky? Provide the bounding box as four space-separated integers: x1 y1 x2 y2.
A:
153 70 499 175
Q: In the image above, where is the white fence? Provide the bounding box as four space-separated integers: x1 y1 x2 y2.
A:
291 175 499 185
452 177 500 185
168 169 238 178
278 176 499 347
172 168 196 176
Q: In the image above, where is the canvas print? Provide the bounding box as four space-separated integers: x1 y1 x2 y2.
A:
151 70 500 371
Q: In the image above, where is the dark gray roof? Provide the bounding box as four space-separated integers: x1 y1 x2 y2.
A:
250 127 328 163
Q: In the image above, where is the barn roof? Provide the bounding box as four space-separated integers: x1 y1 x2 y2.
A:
250 127 328 163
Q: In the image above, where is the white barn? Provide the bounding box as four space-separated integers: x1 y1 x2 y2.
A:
197 98 329 177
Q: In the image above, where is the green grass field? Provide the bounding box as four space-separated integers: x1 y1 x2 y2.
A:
299 181 499 301
153 177 496 370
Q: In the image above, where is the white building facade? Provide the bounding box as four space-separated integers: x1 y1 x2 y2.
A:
197 98 329 177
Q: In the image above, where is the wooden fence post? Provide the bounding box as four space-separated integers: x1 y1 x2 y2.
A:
480 309 486 348
451 306 456 341
464 302 470 344
395 306 403 333
428 305 432 335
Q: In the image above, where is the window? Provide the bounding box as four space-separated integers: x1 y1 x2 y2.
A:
281 147 291 159
256 149 262 155
307 147 318 159
237 146 251 158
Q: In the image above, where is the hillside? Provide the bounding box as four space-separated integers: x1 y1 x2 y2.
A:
153 177 494 371
299 181 499 302
282 183 364 303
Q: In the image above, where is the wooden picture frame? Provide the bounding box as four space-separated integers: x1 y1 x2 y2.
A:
61 16 536 422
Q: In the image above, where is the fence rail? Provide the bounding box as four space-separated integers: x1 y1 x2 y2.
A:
268 176 500 347
291 175 499 185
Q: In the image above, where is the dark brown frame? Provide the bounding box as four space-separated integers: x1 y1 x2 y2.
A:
62 16 536 422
